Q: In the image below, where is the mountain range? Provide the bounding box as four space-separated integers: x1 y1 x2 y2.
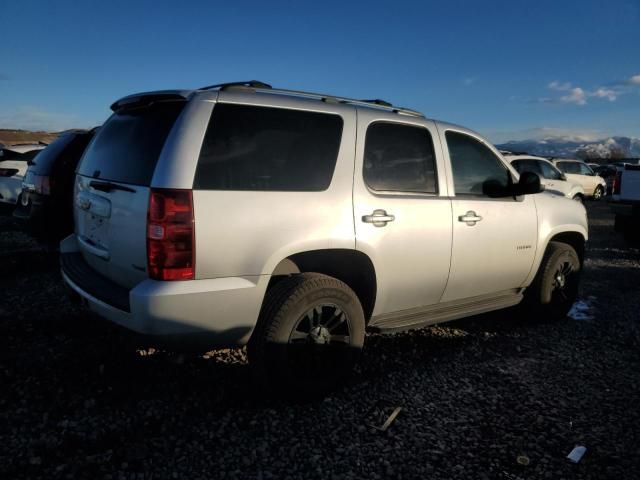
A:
496 136 640 159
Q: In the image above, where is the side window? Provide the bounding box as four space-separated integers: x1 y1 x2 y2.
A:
363 122 438 193
538 161 562 180
557 162 580 174
579 163 593 175
194 104 343 191
445 131 511 196
511 159 541 176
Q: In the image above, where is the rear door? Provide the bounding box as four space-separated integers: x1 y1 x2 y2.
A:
74 100 185 288
354 110 452 316
439 130 537 302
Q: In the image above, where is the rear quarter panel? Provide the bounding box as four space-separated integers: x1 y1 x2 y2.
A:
190 93 358 278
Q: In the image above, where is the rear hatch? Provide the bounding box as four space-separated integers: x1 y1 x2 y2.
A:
74 98 185 289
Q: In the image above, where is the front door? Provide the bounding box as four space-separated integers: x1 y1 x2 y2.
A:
439 130 537 303
354 111 452 316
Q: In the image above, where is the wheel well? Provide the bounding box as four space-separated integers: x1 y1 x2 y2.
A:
269 249 377 322
549 232 586 265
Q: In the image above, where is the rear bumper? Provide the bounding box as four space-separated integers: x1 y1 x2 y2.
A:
60 235 267 346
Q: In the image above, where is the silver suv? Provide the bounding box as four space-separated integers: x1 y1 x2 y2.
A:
62 81 588 394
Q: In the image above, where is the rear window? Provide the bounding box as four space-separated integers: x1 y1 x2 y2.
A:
193 103 343 191
30 132 94 175
78 102 184 185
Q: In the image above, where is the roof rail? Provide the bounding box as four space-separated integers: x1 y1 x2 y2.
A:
361 99 393 107
200 80 272 91
200 81 424 117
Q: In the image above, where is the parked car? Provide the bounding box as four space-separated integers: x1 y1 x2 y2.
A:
593 164 620 195
61 81 588 395
13 129 97 246
609 164 640 240
551 159 607 200
0 144 46 211
504 154 585 202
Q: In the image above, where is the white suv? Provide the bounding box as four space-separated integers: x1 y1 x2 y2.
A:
504 154 585 202
552 158 607 200
62 81 588 394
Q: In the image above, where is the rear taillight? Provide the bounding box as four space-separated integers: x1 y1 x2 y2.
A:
147 189 195 281
612 171 622 195
33 174 52 195
0 168 19 177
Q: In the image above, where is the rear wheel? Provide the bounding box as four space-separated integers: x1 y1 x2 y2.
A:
572 194 584 204
524 242 581 321
248 273 365 398
593 185 604 200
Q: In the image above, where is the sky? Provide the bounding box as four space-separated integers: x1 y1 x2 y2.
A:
0 0 639 143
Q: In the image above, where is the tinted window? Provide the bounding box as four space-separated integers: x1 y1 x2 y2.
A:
446 131 511 195
363 123 437 193
538 160 562 180
31 132 94 175
511 159 541 176
78 102 184 185
579 163 593 175
557 161 581 174
194 104 343 191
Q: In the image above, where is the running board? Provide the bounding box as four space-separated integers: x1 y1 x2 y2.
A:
368 290 524 333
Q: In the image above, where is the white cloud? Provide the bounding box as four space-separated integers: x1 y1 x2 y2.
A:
560 87 587 105
486 127 607 144
0 106 85 131
462 77 476 86
541 78 634 105
548 81 572 91
592 87 617 101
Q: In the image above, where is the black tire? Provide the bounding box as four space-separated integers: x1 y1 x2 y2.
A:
572 194 584 204
592 185 604 200
524 242 581 321
248 273 365 398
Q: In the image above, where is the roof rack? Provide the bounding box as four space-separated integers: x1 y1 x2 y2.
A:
199 81 424 117
200 80 273 91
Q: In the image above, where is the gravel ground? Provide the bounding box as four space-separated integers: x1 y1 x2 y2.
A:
1 201 639 480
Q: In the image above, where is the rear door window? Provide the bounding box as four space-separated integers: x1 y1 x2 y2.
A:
557 161 581 174
363 122 438 193
78 102 184 185
538 160 563 180
194 104 343 191
511 159 541 176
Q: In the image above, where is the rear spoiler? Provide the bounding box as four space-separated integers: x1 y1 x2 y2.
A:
110 90 192 112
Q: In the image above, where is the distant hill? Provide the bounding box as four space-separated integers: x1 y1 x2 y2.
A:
0 129 59 146
496 136 640 159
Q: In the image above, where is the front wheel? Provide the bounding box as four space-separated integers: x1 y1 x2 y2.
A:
524 242 581 321
593 185 604 200
248 273 365 398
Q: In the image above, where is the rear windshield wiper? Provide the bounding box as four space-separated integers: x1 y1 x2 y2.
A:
89 180 137 193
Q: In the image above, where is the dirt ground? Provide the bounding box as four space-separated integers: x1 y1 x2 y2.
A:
0 200 638 480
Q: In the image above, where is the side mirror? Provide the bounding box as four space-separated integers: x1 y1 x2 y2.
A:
560 173 567 181
513 171 544 196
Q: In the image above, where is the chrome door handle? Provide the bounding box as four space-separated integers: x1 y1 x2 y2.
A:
362 209 395 227
458 211 483 226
